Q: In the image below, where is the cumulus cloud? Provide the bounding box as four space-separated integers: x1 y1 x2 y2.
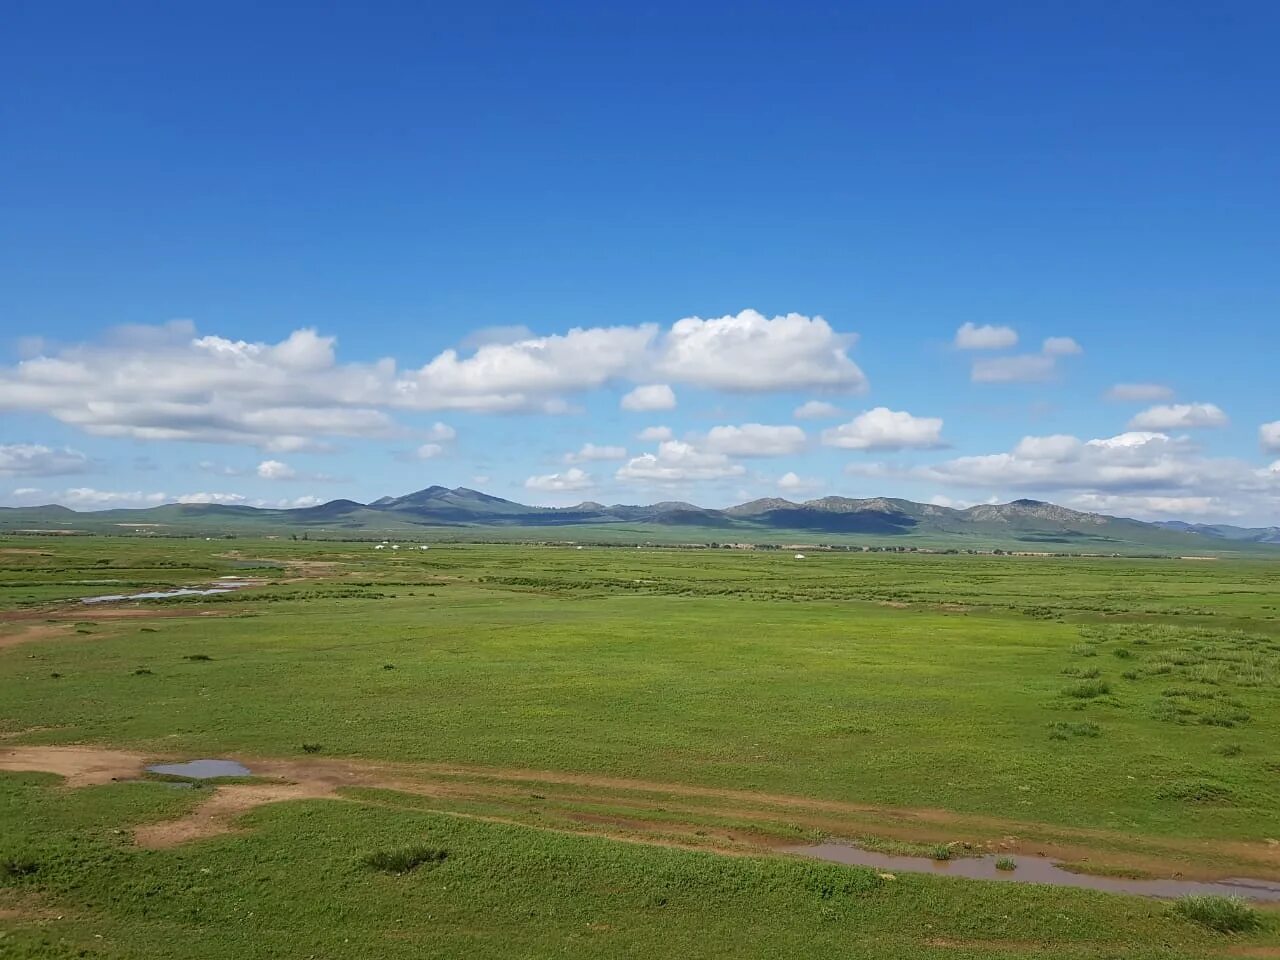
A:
524 467 594 492
793 400 843 420
1042 336 1083 356
1262 421 1280 453
0 443 91 477
565 443 627 463
1128 403 1228 430
703 424 806 457
637 425 673 442
954 323 1018 350
60 488 169 507
256 459 296 481
1106 383 1174 403
970 335 1082 384
0 312 866 452
777 471 822 493
413 444 445 460
621 384 677 411
424 422 456 442
176 492 249 504
909 430 1280 522
821 407 945 451
616 440 745 483
657 310 867 392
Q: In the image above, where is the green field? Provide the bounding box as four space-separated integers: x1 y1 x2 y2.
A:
2 536 1279 958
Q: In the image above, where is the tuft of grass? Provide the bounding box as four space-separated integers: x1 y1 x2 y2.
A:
361 845 449 874
383 663 396 670
994 857 1016 871
1112 647 1133 659
184 653 213 661
929 843 953 861
1171 895 1260 933
1048 720 1102 740
0 854 39 879
1061 679 1110 699
301 743 323 754
1213 742 1243 757
133 668 154 676
1069 643 1098 658
1061 666 1101 678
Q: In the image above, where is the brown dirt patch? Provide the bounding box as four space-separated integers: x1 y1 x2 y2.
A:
134 781 336 848
0 548 52 556
0 746 148 786
922 938 1046 953
0 623 74 650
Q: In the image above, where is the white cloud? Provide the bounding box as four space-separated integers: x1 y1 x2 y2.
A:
637 425 673 442
954 323 1018 350
565 443 627 463
60 488 168 508
971 354 1057 384
621 384 676 411
777 471 822 493
256 459 296 481
414 443 445 460
970 335 1082 384
821 407 945 451
0 312 865 453
10 487 41 497
1042 336 1083 356
1128 403 1228 430
1262 421 1280 453
657 310 867 392
0 443 90 477
1106 383 1174 403
524 467 594 492
793 400 843 420
616 440 745 483
175 492 248 505
908 430 1280 522
424 422 456 442
703 423 806 457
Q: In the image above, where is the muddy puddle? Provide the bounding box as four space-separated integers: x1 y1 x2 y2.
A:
786 841 1280 902
147 759 252 779
81 580 254 604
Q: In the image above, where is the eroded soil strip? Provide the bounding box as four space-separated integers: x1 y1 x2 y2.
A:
3 744 1279 896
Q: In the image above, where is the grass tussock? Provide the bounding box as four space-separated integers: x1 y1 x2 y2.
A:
1061 679 1110 699
1171 895 1260 933
361 844 449 874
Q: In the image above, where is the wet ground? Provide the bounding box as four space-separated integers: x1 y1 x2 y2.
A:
147 759 252 779
786 840 1280 902
80 580 254 604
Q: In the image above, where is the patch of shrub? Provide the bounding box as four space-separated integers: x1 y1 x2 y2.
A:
133 668 154 676
1120 670 1140 680
1171 895 1260 933
929 844 953 861
0 855 39 879
1061 679 1110 699
1069 644 1098 658
361 845 448 874
301 743 323 754
1112 648 1133 659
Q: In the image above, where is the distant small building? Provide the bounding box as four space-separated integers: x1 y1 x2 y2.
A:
794 553 806 560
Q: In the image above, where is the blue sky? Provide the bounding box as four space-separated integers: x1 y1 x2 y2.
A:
2 2 1278 523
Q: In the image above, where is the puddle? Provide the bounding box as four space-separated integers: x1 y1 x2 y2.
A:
785 841 1280 902
81 581 253 604
147 759 252 779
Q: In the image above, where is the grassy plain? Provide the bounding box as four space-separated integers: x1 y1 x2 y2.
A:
2 535 1279 958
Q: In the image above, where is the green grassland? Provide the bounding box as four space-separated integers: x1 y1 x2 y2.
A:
2 536 1280 957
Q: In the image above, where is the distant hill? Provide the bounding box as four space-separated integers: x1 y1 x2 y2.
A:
1155 520 1280 545
1 487 1277 555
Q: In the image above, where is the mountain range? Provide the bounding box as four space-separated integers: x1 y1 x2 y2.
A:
2 485 1278 555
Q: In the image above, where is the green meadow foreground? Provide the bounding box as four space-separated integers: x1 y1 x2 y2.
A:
2 537 1280 958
